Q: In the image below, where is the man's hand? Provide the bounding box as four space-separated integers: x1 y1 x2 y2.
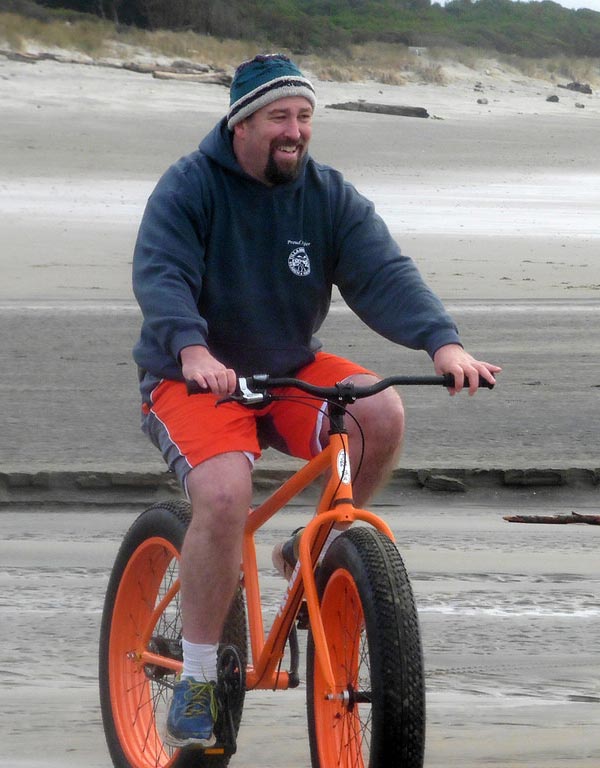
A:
433 344 501 396
180 345 237 396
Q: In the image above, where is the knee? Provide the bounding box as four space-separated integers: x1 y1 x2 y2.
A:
186 455 252 531
355 388 404 450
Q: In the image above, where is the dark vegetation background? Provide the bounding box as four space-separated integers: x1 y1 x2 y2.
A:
2 0 600 58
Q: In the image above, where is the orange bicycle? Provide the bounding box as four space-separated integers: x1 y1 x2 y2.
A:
99 372 492 768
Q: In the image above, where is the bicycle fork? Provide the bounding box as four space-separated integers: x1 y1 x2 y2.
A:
242 422 395 695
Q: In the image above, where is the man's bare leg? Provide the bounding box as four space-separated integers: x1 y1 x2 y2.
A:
165 452 252 747
180 451 253 644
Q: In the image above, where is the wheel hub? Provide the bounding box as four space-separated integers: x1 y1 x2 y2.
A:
143 636 182 680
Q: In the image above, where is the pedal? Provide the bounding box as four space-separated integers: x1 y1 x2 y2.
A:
202 744 227 757
213 645 245 757
177 739 227 756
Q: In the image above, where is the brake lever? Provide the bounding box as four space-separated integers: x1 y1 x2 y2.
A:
186 376 269 404
238 377 268 403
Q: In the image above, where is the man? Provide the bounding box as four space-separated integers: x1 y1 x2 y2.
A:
132 53 500 747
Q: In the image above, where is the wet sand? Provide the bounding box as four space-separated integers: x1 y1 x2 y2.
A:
1 490 599 768
0 53 599 767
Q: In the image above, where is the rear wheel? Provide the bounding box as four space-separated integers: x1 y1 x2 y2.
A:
306 526 425 768
99 500 247 768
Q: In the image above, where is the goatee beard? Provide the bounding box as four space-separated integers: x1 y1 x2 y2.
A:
264 149 304 185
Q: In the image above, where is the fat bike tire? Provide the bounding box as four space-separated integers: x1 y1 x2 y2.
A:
99 500 247 768
306 526 425 768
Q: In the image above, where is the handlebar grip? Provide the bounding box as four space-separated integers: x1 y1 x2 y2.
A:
443 373 495 390
185 379 210 395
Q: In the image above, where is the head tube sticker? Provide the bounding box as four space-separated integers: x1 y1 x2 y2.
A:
337 450 351 485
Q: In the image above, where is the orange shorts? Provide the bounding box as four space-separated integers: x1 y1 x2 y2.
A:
141 352 374 484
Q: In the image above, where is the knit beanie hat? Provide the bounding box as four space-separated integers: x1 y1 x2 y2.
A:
227 53 316 130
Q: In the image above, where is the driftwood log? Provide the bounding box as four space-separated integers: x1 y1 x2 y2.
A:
557 81 593 95
152 70 231 85
326 101 429 119
0 49 231 85
504 512 600 525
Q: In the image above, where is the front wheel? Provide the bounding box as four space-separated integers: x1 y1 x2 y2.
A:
99 500 247 768
306 526 425 768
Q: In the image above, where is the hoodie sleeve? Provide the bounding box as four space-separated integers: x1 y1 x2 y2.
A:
132 162 210 366
332 179 461 359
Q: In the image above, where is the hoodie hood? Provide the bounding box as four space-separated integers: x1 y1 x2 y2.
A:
198 118 241 175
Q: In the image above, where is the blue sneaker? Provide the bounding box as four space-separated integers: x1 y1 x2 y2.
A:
165 677 218 748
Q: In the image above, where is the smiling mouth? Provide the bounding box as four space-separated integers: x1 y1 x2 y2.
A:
275 144 302 156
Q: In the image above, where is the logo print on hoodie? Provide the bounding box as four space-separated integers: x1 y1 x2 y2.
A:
288 246 311 277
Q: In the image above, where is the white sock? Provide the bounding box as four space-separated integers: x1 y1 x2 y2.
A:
181 639 219 682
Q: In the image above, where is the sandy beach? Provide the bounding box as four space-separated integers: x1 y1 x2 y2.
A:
1 53 599 302
0 49 599 768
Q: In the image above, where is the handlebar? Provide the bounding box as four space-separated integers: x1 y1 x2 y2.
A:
186 372 494 405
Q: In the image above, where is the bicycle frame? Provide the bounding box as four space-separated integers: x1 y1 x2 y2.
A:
241 409 395 695
135 426 395 695
137 372 491 694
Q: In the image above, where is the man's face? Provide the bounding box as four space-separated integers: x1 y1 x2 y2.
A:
233 96 313 186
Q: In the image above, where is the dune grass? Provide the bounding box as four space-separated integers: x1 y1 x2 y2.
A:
1 10 598 86
0 11 257 66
